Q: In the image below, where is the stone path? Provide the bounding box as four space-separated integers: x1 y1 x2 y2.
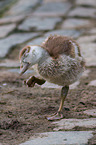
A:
0 0 96 145
20 131 93 145
52 117 96 131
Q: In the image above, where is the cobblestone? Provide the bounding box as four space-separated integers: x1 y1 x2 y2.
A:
44 0 68 3
0 24 16 38
45 29 83 39
77 35 96 43
0 15 25 25
6 0 40 16
33 2 72 16
0 33 40 58
88 80 96 87
84 109 96 116
18 17 62 31
7 68 34 74
82 69 91 77
76 0 96 7
41 81 80 90
87 28 96 34
27 37 46 45
19 131 93 145
52 118 96 131
77 36 96 66
0 0 15 13
0 59 20 68
61 18 93 29
80 43 96 66
68 7 96 18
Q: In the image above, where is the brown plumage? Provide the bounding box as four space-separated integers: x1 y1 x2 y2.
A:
19 46 30 60
41 35 81 59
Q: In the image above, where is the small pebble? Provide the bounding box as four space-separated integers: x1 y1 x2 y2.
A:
3 83 7 86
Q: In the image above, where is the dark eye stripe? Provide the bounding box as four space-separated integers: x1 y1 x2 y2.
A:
19 46 30 60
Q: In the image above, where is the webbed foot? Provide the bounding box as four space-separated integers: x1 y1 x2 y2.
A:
24 76 46 87
24 76 36 87
46 112 64 121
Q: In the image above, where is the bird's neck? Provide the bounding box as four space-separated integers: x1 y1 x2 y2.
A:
37 47 50 64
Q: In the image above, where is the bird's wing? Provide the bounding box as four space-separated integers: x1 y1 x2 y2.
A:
41 35 81 59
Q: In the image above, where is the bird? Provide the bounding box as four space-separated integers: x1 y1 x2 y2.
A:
19 35 85 121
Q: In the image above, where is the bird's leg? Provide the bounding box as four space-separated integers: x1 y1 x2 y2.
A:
58 86 69 113
24 76 46 87
47 86 69 121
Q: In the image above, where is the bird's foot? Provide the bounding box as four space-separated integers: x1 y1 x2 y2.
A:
24 76 46 87
46 111 64 121
24 76 36 87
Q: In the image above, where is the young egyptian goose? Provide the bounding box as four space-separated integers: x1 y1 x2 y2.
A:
19 35 85 120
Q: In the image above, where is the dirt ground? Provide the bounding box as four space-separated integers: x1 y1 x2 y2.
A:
0 67 96 145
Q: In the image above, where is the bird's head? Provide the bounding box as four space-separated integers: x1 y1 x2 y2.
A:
19 45 44 75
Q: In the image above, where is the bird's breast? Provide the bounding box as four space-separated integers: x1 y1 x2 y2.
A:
38 55 84 86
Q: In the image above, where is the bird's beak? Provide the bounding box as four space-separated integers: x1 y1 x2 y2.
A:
20 63 30 76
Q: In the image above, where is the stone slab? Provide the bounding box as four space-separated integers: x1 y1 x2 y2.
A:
80 43 96 66
33 2 72 17
0 59 20 68
6 0 40 16
87 28 96 34
27 37 46 46
78 36 96 66
0 32 40 58
70 81 80 90
76 0 96 7
68 7 96 18
0 0 15 13
45 29 83 39
41 82 61 89
19 131 93 145
0 24 16 38
0 15 25 25
44 0 67 3
18 17 62 31
84 109 96 116
7 68 34 74
41 81 80 90
52 118 96 131
82 69 91 77
88 80 96 87
77 35 96 43
61 18 92 29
